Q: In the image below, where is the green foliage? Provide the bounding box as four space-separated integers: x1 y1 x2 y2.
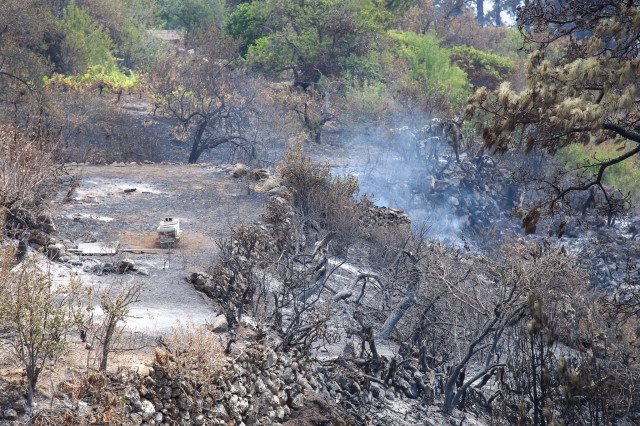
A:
388 30 469 107
450 45 515 89
44 65 141 93
159 0 225 31
557 143 640 202
93 0 164 71
225 2 266 56
503 26 528 58
246 0 386 86
61 1 117 73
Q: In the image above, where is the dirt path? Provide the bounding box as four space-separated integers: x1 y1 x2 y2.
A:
52 163 268 335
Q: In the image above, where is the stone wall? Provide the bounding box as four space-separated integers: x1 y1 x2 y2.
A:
122 345 319 425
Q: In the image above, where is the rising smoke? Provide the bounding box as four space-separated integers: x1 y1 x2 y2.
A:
331 121 470 246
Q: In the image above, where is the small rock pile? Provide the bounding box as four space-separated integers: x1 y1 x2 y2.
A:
417 156 520 233
359 204 411 230
231 163 287 194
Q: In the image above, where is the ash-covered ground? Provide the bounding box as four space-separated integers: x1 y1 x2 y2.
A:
50 163 268 334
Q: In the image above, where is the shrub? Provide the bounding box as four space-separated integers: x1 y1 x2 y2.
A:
449 45 515 89
0 246 84 405
278 142 362 251
388 29 469 108
0 118 62 233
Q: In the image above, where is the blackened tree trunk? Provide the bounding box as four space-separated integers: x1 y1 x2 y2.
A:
188 120 207 163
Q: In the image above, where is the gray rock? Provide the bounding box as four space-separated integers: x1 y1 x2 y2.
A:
47 242 66 260
212 404 228 419
131 364 154 378
262 348 277 369
288 393 304 409
12 399 27 413
193 414 206 425
140 399 156 421
333 290 353 302
116 258 136 273
414 371 426 390
211 314 228 332
397 378 418 399
124 385 141 406
129 412 142 425
136 268 150 276
3 409 18 420
189 272 212 290
276 406 286 421
370 383 383 399
232 163 250 178
255 378 267 394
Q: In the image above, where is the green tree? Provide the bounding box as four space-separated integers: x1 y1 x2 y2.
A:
246 0 389 88
388 29 469 110
467 1 640 216
60 0 117 73
159 0 225 31
74 0 162 71
0 0 57 102
225 1 267 56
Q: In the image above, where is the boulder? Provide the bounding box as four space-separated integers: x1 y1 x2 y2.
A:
47 242 66 260
232 163 251 178
12 399 27 413
116 258 136 273
262 348 278 370
140 399 156 421
211 315 229 333
250 168 270 180
3 409 18 420
255 175 283 193
131 364 154 378
189 272 212 291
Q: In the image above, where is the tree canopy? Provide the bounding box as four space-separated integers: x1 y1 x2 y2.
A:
467 1 640 216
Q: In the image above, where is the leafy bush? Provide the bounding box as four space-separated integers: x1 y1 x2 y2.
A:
0 246 84 404
44 65 141 95
278 142 365 254
449 45 515 89
388 30 469 107
278 142 359 220
225 2 266 56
